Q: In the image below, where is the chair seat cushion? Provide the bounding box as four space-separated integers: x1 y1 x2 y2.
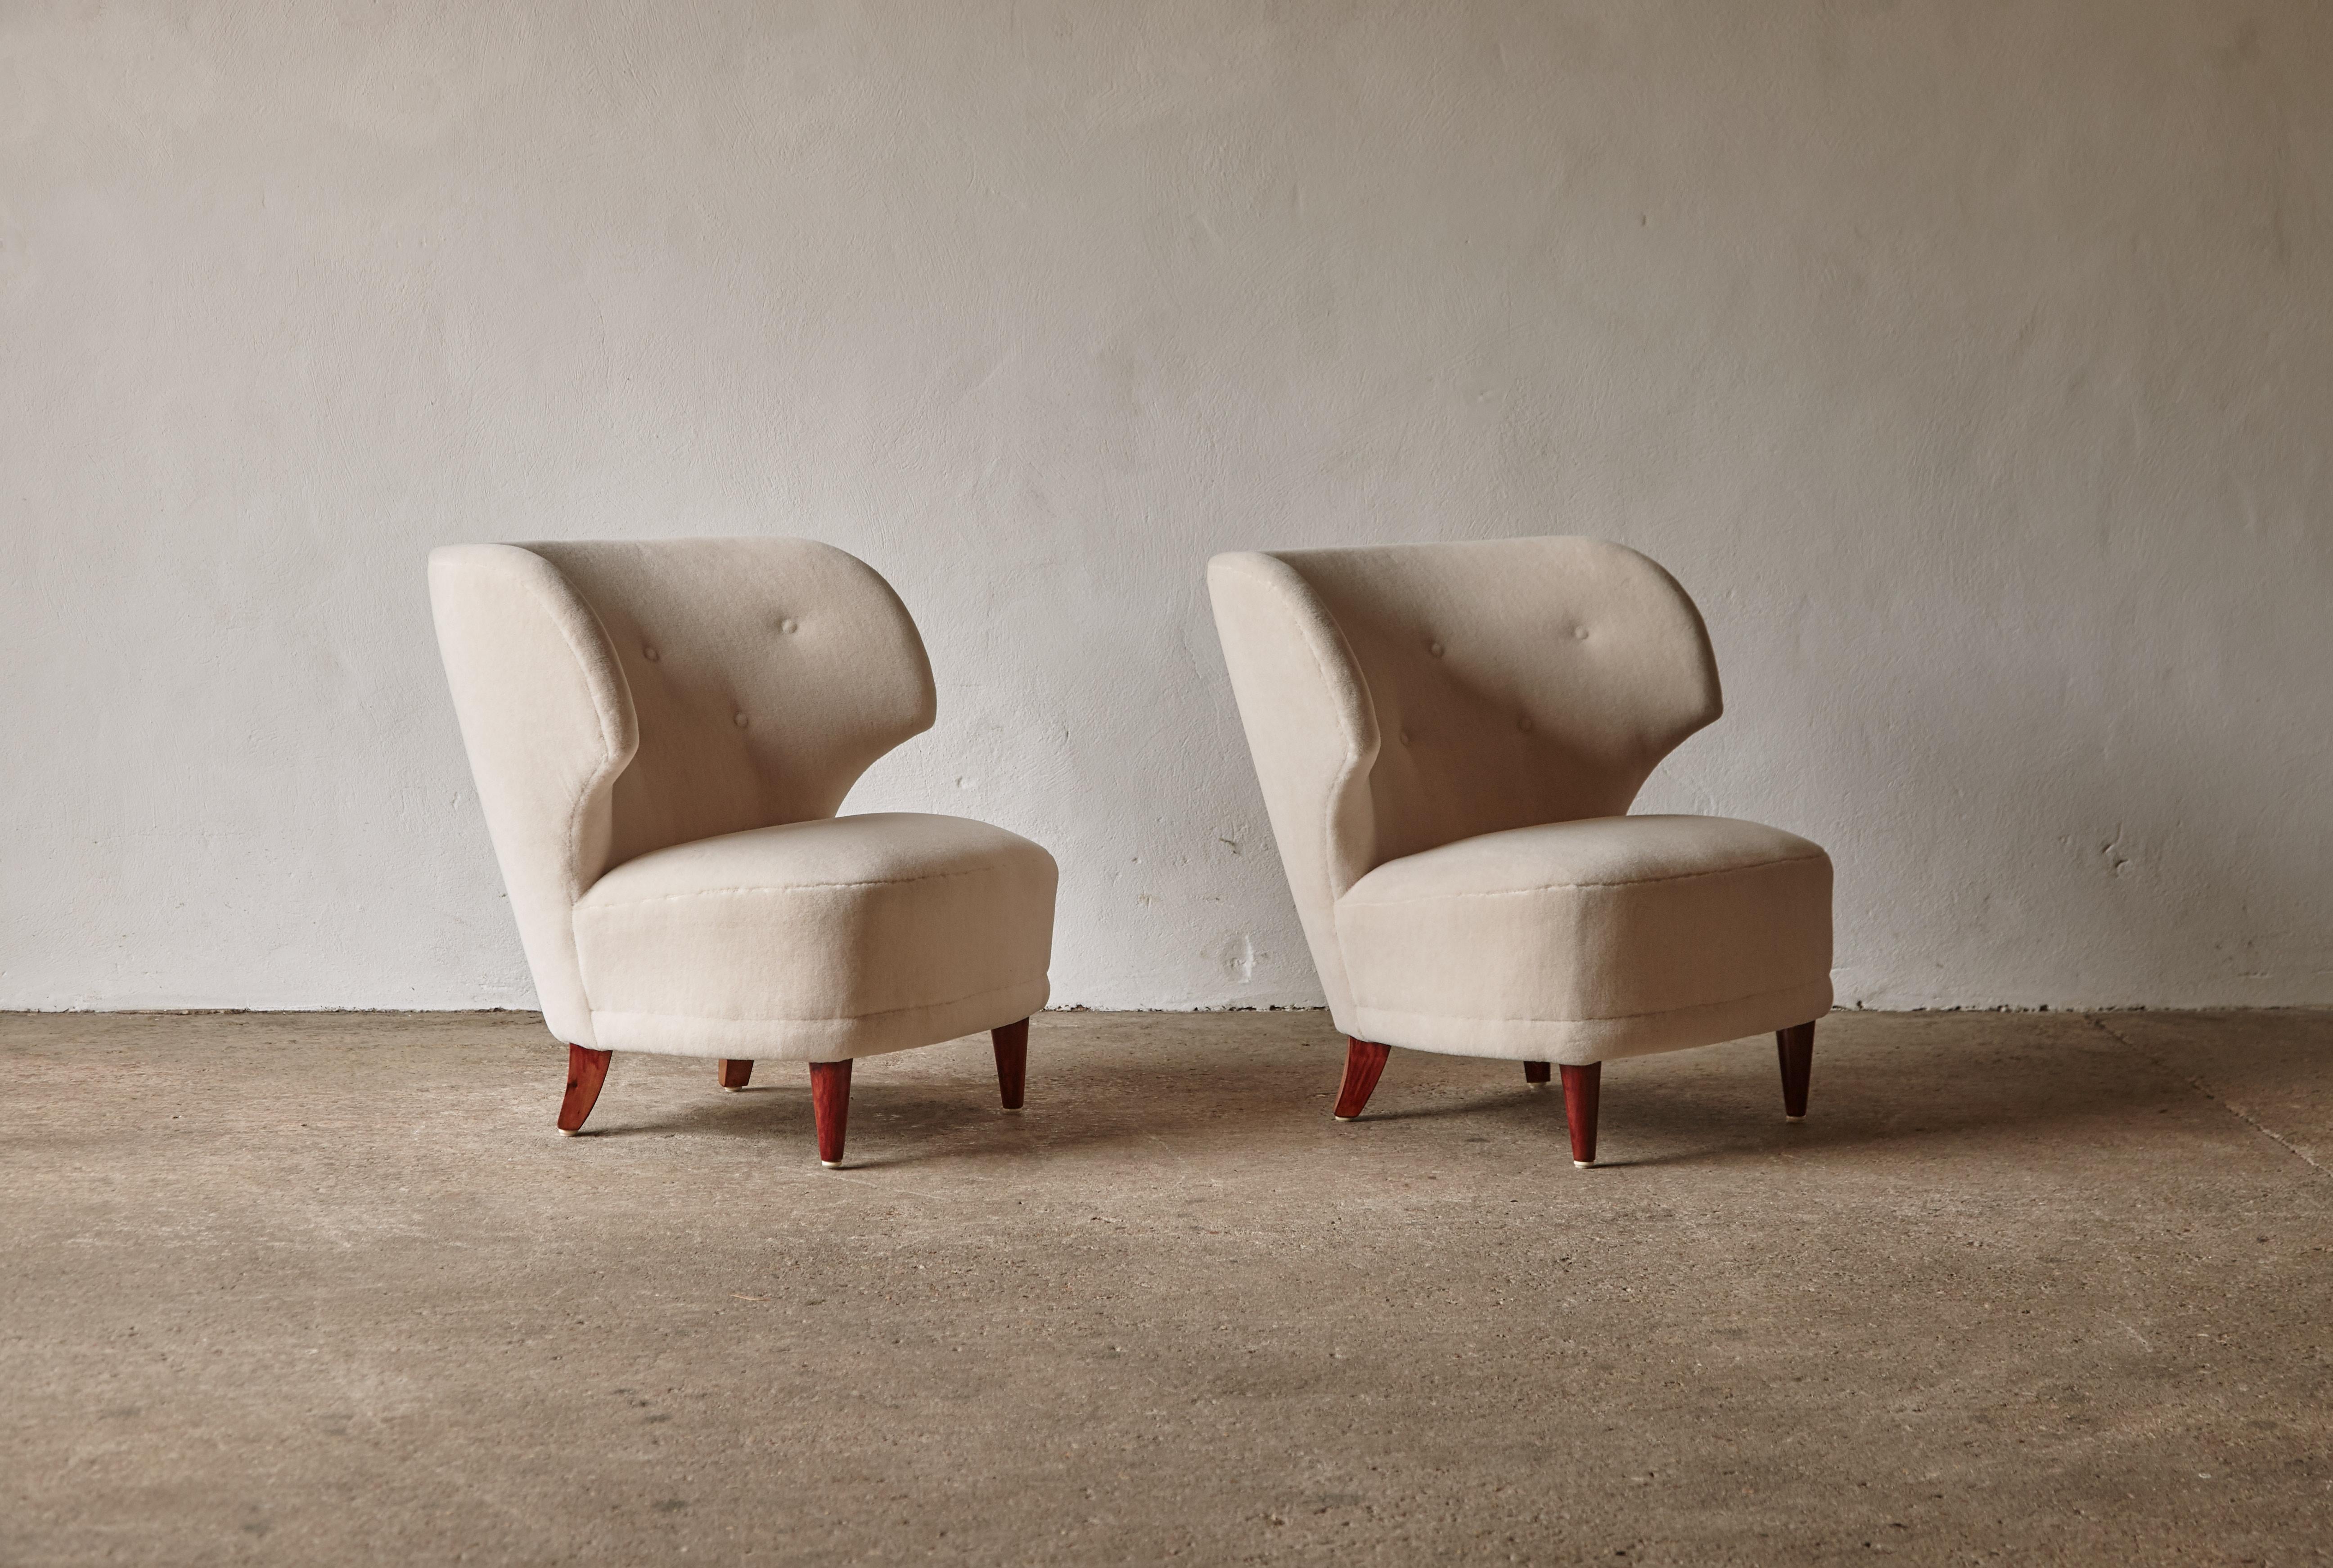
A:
572 813 1055 1060
1334 815 1832 1064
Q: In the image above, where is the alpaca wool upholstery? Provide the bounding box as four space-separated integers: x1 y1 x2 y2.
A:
1208 537 1831 1064
430 538 1055 1060
572 813 1054 1060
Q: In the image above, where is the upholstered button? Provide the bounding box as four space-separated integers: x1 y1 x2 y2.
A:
1428 640 1444 657
642 646 659 662
780 618 800 634
1399 730 1411 746
1517 715 1534 733
1572 625 1590 640
734 712 749 728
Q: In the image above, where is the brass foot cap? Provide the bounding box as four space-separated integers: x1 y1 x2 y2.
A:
1333 1114 1359 1123
558 1128 579 1137
1573 1160 1593 1169
819 1159 843 1169
1786 1114 1806 1123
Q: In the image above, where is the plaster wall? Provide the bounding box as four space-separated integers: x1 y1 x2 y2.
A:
2 0 2327 1011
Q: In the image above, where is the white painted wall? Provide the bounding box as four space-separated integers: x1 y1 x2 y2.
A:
3 0 2328 1013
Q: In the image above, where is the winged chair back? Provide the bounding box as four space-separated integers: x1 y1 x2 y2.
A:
1207 536 1722 1020
429 538 937 1042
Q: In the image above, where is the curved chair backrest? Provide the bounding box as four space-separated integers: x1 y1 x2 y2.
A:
430 538 936 1045
1208 536 1720 1019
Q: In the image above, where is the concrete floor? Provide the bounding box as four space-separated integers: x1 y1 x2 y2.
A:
3 1010 2329 1565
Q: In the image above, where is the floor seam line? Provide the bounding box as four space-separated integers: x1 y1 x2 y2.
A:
2083 1012 2331 1185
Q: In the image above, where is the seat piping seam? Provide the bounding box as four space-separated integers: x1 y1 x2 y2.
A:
588 977 1047 1027
581 867 995 907
1351 977 1829 1027
1339 849 1826 905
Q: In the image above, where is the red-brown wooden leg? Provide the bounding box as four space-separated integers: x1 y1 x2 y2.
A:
1333 1038 1392 1121
1524 1060 1551 1084
558 1045 613 1135
809 1060 852 1168
1777 1021 1815 1121
1560 1062 1601 1167
992 1018 1029 1111
716 1058 753 1091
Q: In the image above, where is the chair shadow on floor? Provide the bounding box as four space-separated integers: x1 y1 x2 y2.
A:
555 1022 2228 1172
570 1048 1332 1167
1363 1046 2214 1169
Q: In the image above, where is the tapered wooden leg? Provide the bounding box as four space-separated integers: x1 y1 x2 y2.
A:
992 1018 1029 1111
1524 1060 1551 1084
1776 1021 1815 1121
716 1058 753 1091
1333 1038 1392 1121
1560 1062 1601 1167
809 1060 852 1168
557 1044 613 1135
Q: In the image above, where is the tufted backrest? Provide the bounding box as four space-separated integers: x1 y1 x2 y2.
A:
430 538 936 1045
1208 537 1720 1024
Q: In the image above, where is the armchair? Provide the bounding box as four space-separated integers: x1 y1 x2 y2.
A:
430 538 1056 1166
1208 537 1832 1165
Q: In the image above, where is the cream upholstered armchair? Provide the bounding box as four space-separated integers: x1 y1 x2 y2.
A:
430 539 1056 1167
1208 537 1832 1166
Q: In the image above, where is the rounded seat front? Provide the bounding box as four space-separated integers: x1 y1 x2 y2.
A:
1335 814 1832 1065
573 812 1056 1061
